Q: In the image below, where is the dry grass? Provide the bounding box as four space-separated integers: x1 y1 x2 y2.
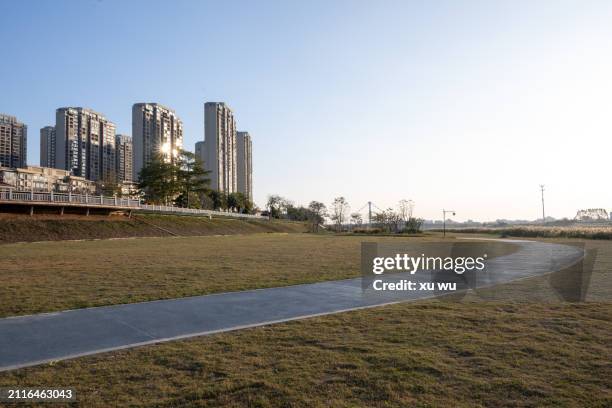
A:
0 233 487 318
0 213 307 244
0 301 609 406
0 235 609 407
444 225 612 240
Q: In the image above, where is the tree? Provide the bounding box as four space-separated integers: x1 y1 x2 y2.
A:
139 150 210 208
208 190 227 210
308 201 327 232
175 191 203 209
199 192 214 210
227 192 240 212
266 195 285 218
230 192 251 213
386 208 402 232
404 217 424 234
286 205 308 221
175 150 210 208
227 192 254 214
137 153 181 205
398 199 414 222
350 212 363 228
330 197 350 232
373 208 402 232
97 171 122 196
240 196 254 214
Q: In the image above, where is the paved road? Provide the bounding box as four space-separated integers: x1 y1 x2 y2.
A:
0 239 583 372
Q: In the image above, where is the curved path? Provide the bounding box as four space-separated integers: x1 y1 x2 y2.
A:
0 239 583 372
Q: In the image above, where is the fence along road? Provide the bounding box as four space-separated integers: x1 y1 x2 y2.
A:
0 188 264 219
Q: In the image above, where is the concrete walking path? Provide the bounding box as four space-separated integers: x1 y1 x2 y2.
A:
0 239 584 372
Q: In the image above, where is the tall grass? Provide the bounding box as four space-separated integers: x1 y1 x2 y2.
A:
442 226 612 240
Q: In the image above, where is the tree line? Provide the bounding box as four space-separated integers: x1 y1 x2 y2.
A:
135 150 422 227
266 195 423 233
137 150 254 213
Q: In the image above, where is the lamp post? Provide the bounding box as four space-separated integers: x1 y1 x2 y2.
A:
540 184 545 225
442 209 456 238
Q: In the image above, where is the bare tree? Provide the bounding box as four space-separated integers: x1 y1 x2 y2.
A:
374 208 402 232
398 199 414 222
330 197 350 232
350 212 363 227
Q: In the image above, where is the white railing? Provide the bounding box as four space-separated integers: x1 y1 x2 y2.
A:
0 188 265 219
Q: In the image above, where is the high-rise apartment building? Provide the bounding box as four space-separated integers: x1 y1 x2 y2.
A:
40 126 56 168
0 113 27 168
115 134 133 182
236 131 253 202
132 103 183 181
195 140 206 165
199 102 237 193
55 107 116 182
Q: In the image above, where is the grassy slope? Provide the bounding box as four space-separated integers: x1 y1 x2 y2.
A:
0 237 610 407
0 213 307 244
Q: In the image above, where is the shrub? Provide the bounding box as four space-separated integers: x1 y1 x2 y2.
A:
403 217 423 234
352 228 384 234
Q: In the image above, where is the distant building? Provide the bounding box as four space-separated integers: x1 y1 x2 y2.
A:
236 131 252 202
195 141 205 164
194 139 206 179
0 165 95 194
0 113 27 168
199 102 237 193
55 107 116 182
40 126 56 168
115 134 133 182
132 103 183 181
118 180 139 199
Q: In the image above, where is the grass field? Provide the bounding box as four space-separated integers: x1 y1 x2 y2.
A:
0 234 610 406
0 233 519 318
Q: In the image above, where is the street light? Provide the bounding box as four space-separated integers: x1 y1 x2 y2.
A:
442 209 456 237
540 184 545 225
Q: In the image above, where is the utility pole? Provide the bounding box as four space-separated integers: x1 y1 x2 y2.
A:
540 184 545 225
368 201 372 229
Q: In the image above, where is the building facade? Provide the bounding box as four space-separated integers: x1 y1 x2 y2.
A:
236 131 253 202
115 134 133 182
0 165 95 194
55 107 116 182
199 102 237 193
195 141 205 164
0 113 27 168
40 126 56 168
132 103 183 181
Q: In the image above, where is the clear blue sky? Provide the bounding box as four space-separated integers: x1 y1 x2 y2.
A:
2 0 611 221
